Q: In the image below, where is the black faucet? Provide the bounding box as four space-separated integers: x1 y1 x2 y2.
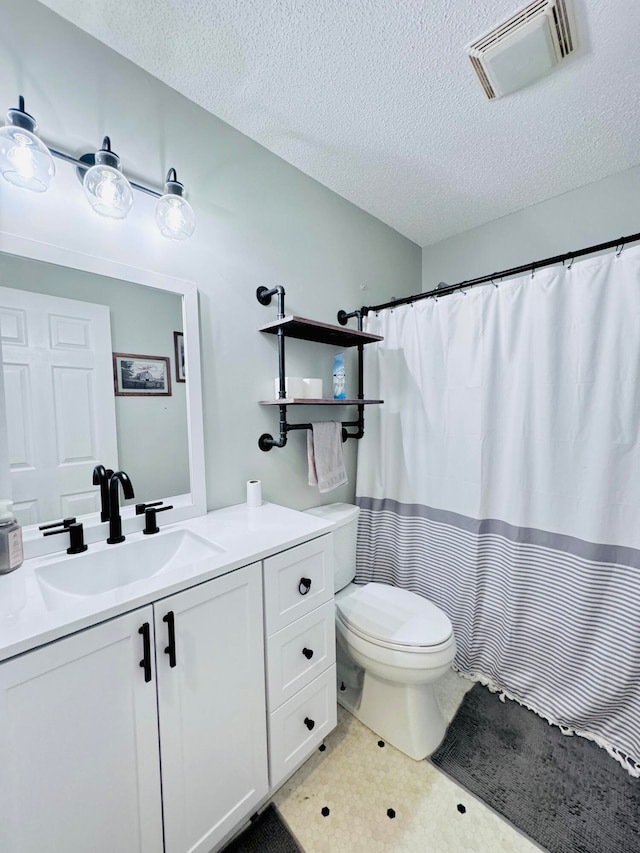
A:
40 519 88 554
92 465 114 522
107 471 135 544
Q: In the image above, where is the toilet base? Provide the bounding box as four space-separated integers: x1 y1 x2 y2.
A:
338 668 447 760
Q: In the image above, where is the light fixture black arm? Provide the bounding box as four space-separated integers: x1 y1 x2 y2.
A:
47 145 163 198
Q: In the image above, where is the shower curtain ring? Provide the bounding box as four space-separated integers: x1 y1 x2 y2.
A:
616 240 625 257
491 276 498 288
567 255 575 271
531 264 535 279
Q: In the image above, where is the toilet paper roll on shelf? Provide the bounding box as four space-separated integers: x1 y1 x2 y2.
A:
274 377 304 399
273 377 324 399
246 479 262 508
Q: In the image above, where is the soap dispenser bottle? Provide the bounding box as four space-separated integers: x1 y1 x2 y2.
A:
333 353 346 399
0 500 23 574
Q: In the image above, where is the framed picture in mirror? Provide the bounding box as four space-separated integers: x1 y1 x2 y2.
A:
113 353 172 396
174 331 186 382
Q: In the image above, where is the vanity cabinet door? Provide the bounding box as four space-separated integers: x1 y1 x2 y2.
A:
155 562 269 853
0 606 163 853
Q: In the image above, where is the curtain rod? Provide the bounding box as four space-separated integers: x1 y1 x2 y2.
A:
360 230 640 315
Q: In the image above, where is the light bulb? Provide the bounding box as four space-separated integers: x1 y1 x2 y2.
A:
82 137 133 219
0 97 55 192
155 169 196 240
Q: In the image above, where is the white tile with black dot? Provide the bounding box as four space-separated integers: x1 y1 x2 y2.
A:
272 669 539 853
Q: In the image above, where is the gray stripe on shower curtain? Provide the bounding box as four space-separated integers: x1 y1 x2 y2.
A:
355 496 640 773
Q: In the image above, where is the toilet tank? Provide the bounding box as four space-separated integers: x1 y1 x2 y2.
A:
305 503 360 592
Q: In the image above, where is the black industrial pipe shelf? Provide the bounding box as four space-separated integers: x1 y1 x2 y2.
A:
256 286 383 451
259 398 383 406
259 315 382 347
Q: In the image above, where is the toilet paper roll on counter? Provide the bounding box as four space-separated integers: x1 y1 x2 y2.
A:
246 479 262 508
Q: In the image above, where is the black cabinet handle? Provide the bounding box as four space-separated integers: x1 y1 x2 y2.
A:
302 647 314 660
304 717 315 731
298 577 312 595
139 623 152 683
163 611 177 668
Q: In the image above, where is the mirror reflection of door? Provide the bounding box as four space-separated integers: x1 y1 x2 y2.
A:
0 287 118 526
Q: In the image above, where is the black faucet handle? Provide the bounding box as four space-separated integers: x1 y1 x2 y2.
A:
135 500 164 515
39 517 76 531
43 521 88 555
143 505 174 535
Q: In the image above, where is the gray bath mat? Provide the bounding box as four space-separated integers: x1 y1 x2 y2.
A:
221 803 303 852
430 683 640 853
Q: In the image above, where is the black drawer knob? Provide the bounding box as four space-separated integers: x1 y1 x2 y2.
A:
298 577 312 595
304 717 315 731
302 647 314 660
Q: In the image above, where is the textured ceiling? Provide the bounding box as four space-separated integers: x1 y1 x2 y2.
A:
37 0 640 246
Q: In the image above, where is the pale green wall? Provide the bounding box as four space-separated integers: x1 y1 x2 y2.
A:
0 0 421 512
422 164 640 288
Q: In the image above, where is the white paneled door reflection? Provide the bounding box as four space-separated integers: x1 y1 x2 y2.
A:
0 287 118 526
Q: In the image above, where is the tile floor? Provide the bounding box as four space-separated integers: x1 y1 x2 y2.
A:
273 670 540 853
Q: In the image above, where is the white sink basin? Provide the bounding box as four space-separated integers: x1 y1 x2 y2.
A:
35 530 225 611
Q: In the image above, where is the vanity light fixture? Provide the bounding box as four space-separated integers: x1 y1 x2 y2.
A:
0 96 56 193
82 136 134 220
155 169 196 240
0 95 196 239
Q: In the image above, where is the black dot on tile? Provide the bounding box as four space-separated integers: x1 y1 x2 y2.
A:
377 740 385 748
387 808 396 819
457 803 466 814
321 807 330 817
318 743 326 752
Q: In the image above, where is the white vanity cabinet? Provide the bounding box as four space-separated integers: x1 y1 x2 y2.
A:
263 535 337 789
0 605 164 853
155 562 268 853
0 562 268 853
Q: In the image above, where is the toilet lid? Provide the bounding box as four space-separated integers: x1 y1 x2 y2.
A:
336 582 452 648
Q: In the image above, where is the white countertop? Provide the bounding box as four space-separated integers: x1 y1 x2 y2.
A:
0 502 334 663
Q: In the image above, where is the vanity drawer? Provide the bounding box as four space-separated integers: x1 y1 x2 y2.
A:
268 664 337 789
263 535 333 635
266 600 336 711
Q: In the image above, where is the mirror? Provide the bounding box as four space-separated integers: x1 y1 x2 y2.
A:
0 232 206 555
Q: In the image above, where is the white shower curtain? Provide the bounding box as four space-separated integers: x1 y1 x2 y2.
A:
355 245 640 775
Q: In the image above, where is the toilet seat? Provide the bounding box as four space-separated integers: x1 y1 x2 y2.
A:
336 582 453 651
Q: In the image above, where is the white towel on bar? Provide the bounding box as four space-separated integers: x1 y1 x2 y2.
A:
307 422 348 493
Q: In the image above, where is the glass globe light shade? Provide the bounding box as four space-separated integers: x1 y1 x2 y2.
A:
83 138 133 220
155 169 196 240
0 100 55 193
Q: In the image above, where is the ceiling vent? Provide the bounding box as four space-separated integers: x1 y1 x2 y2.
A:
467 0 576 99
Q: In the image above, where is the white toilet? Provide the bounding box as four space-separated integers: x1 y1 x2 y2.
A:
306 503 457 760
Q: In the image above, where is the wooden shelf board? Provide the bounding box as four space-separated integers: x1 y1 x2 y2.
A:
259 315 383 347
258 398 383 406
